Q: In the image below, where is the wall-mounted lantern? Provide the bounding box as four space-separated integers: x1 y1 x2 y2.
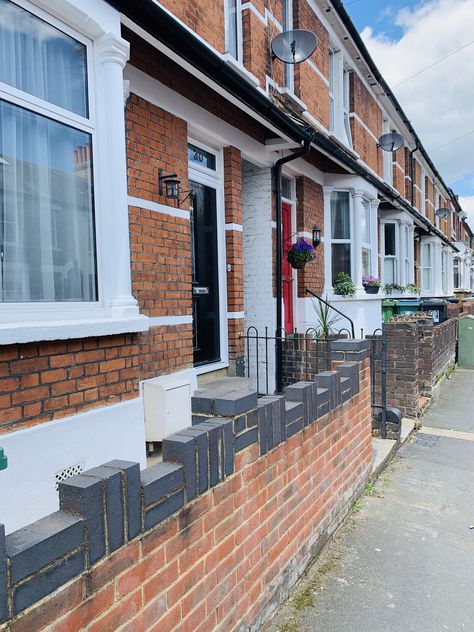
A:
158 168 181 201
312 226 321 248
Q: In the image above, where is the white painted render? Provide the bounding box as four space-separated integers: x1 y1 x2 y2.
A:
242 160 276 392
0 398 146 534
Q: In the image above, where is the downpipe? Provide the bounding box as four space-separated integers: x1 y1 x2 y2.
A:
273 137 312 393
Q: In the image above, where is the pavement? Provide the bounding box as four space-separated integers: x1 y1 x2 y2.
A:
265 368 474 632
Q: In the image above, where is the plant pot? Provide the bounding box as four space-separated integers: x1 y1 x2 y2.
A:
364 285 380 295
289 259 307 270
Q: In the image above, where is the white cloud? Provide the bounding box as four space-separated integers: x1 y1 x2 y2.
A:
361 0 474 215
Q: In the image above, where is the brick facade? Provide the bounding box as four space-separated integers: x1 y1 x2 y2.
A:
295 176 324 298
0 346 372 631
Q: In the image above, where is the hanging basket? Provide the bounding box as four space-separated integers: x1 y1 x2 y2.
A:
290 259 307 270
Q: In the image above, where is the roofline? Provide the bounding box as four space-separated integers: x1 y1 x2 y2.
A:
329 0 461 213
105 0 458 251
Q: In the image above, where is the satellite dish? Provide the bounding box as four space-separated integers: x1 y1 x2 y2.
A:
435 207 450 219
271 30 317 64
378 132 404 152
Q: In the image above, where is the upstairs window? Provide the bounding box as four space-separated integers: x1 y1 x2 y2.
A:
226 0 242 62
342 67 352 148
329 49 335 131
453 257 461 289
281 0 294 91
382 121 393 186
0 0 96 303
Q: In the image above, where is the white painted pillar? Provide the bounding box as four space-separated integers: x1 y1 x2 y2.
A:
432 239 443 295
408 225 415 285
323 186 334 293
351 190 364 292
370 199 379 279
95 33 139 317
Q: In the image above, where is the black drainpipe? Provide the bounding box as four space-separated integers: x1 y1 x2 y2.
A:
273 137 312 393
409 142 420 206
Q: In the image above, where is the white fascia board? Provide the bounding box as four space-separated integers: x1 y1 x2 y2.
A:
0 315 149 345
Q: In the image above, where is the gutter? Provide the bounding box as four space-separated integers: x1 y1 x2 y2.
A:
105 0 457 251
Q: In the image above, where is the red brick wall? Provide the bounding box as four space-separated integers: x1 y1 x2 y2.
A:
160 0 225 53
392 146 405 196
7 363 372 631
0 336 140 435
350 74 382 175
224 147 245 367
295 176 324 298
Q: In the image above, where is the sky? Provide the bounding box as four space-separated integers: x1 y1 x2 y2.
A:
343 0 474 227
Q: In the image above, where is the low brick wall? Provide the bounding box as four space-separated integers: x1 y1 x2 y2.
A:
0 342 372 632
385 314 457 417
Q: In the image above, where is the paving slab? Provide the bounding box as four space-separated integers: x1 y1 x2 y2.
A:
265 369 474 632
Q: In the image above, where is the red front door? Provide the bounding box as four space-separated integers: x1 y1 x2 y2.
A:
282 202 294 334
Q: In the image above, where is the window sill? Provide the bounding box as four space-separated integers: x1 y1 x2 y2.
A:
0 315 150 345
222 54 260 87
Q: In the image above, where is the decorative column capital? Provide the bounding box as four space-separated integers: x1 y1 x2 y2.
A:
351 188 365 200
322 185 334 197
370 198 380 211
96 33 130 68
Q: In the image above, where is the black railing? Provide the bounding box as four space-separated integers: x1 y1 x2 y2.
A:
368 327 387 439
305 288 355 339
242 327 349 396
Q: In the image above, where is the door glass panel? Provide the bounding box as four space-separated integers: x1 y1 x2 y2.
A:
190 180 220 366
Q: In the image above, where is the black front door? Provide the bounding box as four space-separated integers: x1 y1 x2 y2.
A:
190 180 220 366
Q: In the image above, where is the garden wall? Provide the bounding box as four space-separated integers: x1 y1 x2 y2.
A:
0 342 372 632
385 314 457 417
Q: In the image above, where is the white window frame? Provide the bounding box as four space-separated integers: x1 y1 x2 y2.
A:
382 120 393 187
281 0 294 93
330 190 352 285
342 66 352 148
453 256 461 290
382 221 398 285
329 49 335 132
0 0 146 344
441 249 448 295
225 0 243 63
421 242 433 292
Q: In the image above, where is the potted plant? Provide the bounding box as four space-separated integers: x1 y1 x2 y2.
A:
362 275 381 294
384 283 405 295
333 272 356 297
311 295 342 338
286 238 315 270
405 283 421 295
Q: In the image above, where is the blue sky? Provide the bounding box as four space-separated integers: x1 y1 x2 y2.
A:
344 0 417 39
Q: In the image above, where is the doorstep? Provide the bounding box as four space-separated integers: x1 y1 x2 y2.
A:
371 417 417 481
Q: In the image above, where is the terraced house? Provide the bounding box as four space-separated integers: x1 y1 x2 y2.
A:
0 0 472 531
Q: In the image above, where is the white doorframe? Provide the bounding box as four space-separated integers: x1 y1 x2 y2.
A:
188 137 229 373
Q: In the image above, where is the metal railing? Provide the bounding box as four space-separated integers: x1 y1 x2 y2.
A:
368 327 387 439
305 288 355 339
242 326 350 395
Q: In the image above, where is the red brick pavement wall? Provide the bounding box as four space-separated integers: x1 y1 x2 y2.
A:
6 361 372 632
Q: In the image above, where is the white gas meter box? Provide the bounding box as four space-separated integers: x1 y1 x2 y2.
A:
143 371 197 441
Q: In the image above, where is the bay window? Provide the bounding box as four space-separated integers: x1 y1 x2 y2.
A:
421 242 432 292
0 0 146 343
453 257 461 289
0 0 96 303
330 191 351 284
441 250 448 294
383 223 397 284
